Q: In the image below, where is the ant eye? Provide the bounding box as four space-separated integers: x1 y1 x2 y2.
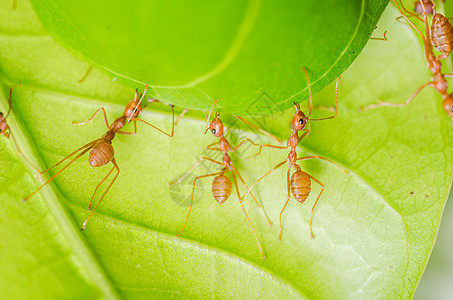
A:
450 106 453 112
212 129 216 134
299 119 304 125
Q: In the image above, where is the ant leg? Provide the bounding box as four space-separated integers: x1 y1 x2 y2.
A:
278 168 292 240
241 160 287 199
73 107 110 129
437 53 449 60
176 171 223 237
132 105 175 137
395 15 408 24
9 133 43 182
309 75 341 121
169 157 223 186
297 155 347 174
396 0 424 22
117 120 137 135
81 159 120 230
360 81 432 110
231 138 260 152
231 138 265 160
40 139 101 174
307 174 325 239
23 145 93 201
231 172 266 259
6 82 22 118
86 164 116 210
299 129 310 141
301 67 314 118
231 165 272 226
246 143 289 162
175 109 189 125
233 115 282 143
78 65 93 83
370 30 388 41
443 74 453 78
206 141 221 151
393 0 425 37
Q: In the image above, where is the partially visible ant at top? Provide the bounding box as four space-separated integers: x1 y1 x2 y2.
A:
362 0 453 119
1 83 42 181
23 84 176 230
169 99 275 259
241 68 346 240
415 0 436 15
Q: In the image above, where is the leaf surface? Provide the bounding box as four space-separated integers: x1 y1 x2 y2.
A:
1 1 452 299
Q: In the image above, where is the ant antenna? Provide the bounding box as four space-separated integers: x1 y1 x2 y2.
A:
204 99 219 134
309 75 340 122
301 68 313 118
6 82 22 118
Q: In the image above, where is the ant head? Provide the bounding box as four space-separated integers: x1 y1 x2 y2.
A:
207 113 224 137
124 90 143 120
292 102 308 131
443 95 453 119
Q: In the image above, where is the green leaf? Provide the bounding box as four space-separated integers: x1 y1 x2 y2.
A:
28 0 388 116
1 1 452 299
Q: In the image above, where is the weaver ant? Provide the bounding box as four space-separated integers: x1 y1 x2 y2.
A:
1 83 42 181
242 68 345 240
23 84 175 229
169 99 273 259
362 0 453 119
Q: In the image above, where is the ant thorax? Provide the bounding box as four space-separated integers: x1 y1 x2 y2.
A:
219 137 230 152
110 116 127 132
287 150 297 168
223 153 233 169
287 131 300 149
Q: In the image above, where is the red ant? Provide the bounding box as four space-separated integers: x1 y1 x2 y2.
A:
23 84 175 229
362 0 453 119
242 68 345 240
1 83 42 181
169 99 273 259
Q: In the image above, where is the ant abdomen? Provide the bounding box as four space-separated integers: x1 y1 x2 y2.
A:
291 170 311 204
443 95 453 118
89 141 114 167
212 174 231 204
431 14 453 55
